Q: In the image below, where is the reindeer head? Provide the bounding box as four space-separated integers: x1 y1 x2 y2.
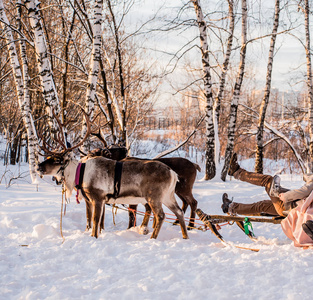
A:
37 152 73 176
87 128 128 161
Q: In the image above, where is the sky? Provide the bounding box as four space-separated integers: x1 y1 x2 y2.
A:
120 0 309 107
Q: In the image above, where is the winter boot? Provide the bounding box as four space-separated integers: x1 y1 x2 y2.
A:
221 193 232 214
228 153 240 176
302 220 313 241
269 175 281 197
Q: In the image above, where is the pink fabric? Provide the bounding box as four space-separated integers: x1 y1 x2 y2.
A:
75 163 82 204
75 163 82 186
281 191 313 247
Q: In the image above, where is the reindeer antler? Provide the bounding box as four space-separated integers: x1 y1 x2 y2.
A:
38 134 63 156
51 108 68 150
90 126 108 148
64 108 91 153
39 107 92 156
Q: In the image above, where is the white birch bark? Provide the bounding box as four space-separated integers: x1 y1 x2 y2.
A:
214 0 235 164
304 0 313 171
74 0 120 143
103 52 124 135
221 0 247 181
81 0 104 152
191 0 216 180
106 0 127 146
254 0 280 174
24 0 61 135
0 0 39 182
99 58 118 143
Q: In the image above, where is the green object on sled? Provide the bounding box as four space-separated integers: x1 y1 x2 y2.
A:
244 217 255 237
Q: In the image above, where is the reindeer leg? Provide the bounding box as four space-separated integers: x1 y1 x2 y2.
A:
128 204 137 229
100 204 105 233
149 202 165 239
91 200 104 238
188 196 198 230
173 194 188 226
173 193 198 230
85 199 93 231
139 203 151 235
165 197 189 239
152 216 156 229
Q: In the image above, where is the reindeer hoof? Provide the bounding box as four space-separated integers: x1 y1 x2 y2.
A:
91 231 98 238
139 226 149 235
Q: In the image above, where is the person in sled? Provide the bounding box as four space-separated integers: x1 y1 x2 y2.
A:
222 153 313 217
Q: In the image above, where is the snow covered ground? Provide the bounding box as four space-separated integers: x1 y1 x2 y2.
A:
1 161 313 300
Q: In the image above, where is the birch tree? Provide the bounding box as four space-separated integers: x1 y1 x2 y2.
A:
254 0 280 174
0 0 39 181
214 0 235 127
24 0 61 137
106 0 127 145
303 0 313 171
214 0 235 164
191 0 215 180
221 0 247 181
81 0 104 153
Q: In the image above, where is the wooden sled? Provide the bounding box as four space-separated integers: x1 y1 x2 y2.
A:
196 208 285 252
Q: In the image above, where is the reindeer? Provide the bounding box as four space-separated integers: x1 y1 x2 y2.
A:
37 115 189 240
86 142 200 230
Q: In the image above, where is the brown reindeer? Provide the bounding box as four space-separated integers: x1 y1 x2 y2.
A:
37 154 189 239
87 146 200 230
37 116 188 239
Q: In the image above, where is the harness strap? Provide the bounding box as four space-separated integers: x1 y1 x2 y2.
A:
75 161 122 203
75 162 86 204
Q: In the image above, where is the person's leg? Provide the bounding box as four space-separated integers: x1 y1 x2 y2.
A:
222 193 280 216
229 153 285 192
230 200 279 216
228 153 288 216
233 169 286 216
233 167 273 191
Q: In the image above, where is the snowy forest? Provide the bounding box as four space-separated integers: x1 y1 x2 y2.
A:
2 1 313 299
0 0 313 180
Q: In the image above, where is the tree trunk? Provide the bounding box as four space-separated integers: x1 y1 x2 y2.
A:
106 0 127 146
81 0 104 153
191 0 216 180
304 0 313 171
0 0 39 181
24 0 61 137
214 0 235 164
254 0 280 174
215 0 235 126
221 0 247 181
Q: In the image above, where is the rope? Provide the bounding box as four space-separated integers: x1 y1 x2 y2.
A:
113 204 206 231
60 185 66 244
112 204 118 226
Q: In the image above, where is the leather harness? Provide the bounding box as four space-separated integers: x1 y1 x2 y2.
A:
75 161 123 203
